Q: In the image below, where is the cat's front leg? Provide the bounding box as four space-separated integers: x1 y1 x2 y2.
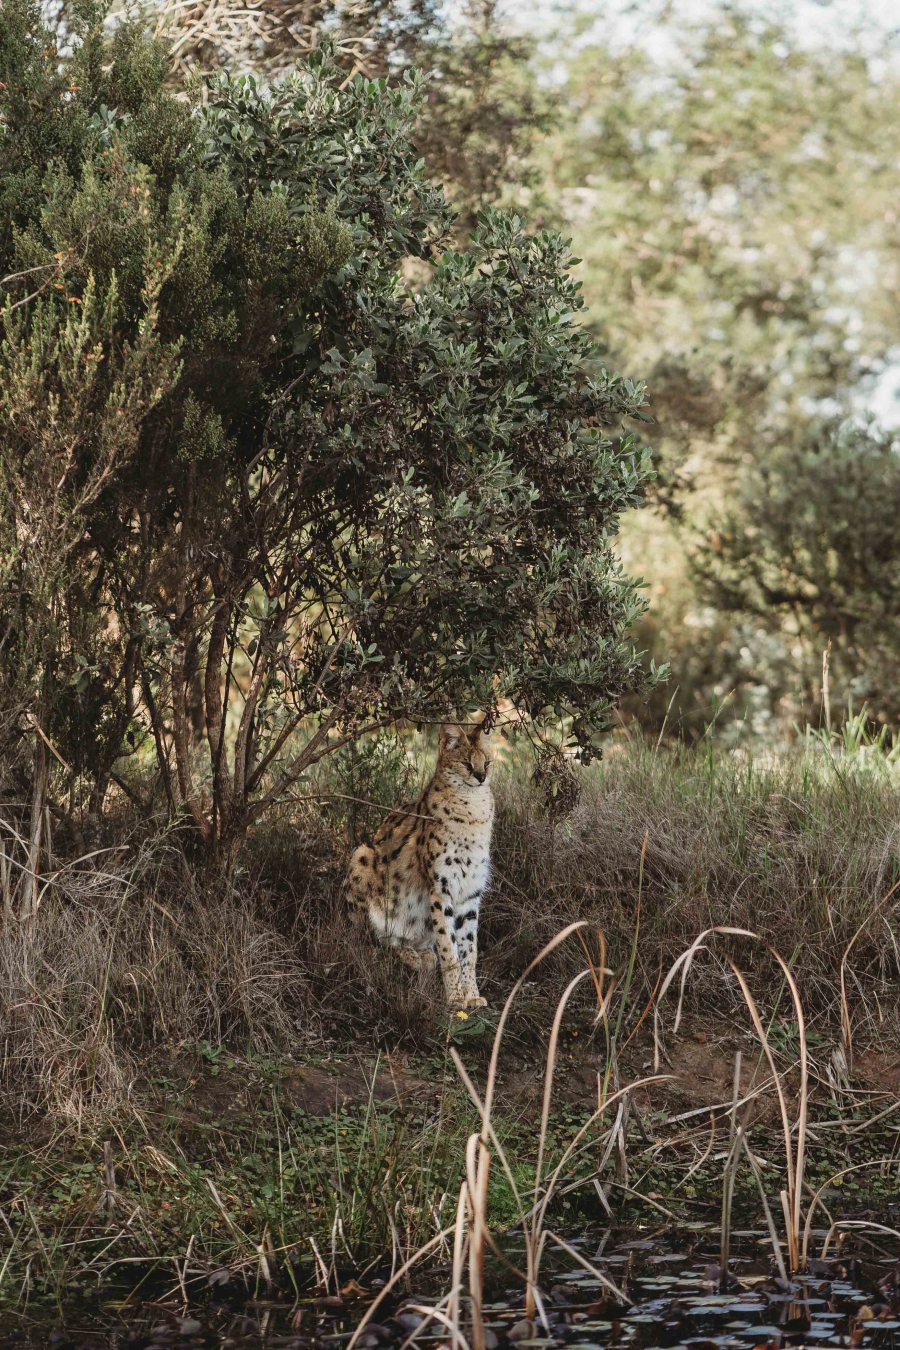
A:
429 892 468 1006
455 898 486 1008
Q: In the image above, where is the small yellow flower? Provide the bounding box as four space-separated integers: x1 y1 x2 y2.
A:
456 1011 469 1020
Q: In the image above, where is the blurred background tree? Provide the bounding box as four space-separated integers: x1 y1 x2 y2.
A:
539 4 900 738
695 420 900 714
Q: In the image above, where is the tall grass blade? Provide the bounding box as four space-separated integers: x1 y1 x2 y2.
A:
654 927 755 1071
770 951 808 1269
448 1180 469 1348
820 1219 900 1262
738 1131 788 1283
728 962 801 1269
719 1052 742 1291
839 879 900 1071
544 1232 626 1302
466 1132 488 1350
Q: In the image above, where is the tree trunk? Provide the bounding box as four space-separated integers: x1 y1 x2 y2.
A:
207 816 246 889
18 736 50 922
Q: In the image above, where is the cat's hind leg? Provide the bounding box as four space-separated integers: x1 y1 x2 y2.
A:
396 948 438 971
346 845 393 948
388 887 438 970
367 879 437 972
346 844 377 905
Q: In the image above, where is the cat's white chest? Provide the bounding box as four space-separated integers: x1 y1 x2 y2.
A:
434 799 492 900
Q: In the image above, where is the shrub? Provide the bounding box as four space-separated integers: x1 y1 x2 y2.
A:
693 422 900 721
1 2 657 884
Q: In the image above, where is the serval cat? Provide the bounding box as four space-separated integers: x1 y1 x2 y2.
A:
346 724 494 1008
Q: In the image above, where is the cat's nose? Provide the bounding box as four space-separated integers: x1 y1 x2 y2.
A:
473 770 486 783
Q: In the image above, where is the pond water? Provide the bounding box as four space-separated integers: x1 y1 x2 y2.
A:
2 1224 899 1350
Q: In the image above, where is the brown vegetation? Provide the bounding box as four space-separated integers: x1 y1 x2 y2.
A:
3 740 898 1129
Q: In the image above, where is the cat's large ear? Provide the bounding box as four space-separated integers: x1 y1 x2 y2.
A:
440 724 464 752
468 722 491 748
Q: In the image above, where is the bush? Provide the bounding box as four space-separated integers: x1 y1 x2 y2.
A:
693 421 900 722
1 2 657 887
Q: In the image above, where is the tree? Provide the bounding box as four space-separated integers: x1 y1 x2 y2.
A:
694 421 900 720
1 2 656 882
540 5 900 733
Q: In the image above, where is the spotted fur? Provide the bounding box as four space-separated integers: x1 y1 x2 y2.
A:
346 724 494 1008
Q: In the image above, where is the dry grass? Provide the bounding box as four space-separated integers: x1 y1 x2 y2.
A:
486 740 900 1011
0 832 305 1125
2 736 900 1128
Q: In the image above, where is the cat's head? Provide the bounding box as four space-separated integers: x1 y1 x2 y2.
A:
439 723 493 788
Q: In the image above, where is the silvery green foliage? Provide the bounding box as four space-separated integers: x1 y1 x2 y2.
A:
0 5 660 858
194 67 659 755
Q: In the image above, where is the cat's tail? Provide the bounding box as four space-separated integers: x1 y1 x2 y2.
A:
345 843 378 909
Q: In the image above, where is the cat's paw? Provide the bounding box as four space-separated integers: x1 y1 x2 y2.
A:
453 993 487 1010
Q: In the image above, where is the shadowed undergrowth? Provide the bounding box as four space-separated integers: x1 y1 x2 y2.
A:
2 739 899 1127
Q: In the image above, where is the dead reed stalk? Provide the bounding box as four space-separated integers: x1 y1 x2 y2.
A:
412 921 671 1346
656 928 812 1272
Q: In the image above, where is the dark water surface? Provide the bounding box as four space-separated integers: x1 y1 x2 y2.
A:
3 1224 899 1350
